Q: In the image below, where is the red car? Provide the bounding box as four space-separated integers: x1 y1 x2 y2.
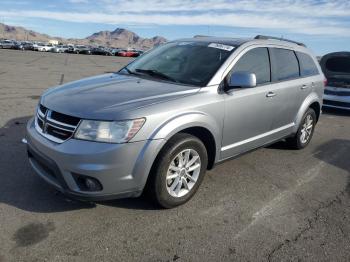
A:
117 50 140 57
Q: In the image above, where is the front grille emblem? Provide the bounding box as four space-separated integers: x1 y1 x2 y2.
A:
42 110 51 133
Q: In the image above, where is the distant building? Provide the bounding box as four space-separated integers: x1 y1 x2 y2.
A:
48 39 59 45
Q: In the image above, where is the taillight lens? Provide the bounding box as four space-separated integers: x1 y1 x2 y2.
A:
323 78 328 87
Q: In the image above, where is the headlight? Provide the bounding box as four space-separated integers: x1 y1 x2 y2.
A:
74 118 145 143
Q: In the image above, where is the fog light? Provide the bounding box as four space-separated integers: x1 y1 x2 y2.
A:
73 174 103 192
85 178 101 191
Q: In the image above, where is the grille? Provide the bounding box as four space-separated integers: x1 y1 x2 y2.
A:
35 104 80 143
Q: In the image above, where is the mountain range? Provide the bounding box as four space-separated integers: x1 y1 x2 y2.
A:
0 23 167 49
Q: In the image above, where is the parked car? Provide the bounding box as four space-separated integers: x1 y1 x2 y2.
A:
51 45 69 53
73 45 91 54
32 43 41 51
117 49 140 57
12 41 34 51
13 41 25 50
111 48 121 56
320 52 350 110
24 35 324 208
0 40 15 49
37 43 54 52
91 47 112 56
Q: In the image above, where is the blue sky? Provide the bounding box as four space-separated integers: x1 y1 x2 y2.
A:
1 0 350 55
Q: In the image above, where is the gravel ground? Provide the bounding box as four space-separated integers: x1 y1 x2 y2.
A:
0 49 349 262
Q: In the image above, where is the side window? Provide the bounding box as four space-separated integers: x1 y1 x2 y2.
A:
231 47 270 85
296 52 319 76
270 48 299 81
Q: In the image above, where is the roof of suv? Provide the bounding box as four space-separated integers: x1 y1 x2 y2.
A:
173 36 306 50
175 37 250 47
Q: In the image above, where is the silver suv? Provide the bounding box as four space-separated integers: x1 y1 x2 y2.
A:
25 35 324 208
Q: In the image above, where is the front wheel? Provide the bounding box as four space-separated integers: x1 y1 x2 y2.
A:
146 133 208 208
287 108 316 149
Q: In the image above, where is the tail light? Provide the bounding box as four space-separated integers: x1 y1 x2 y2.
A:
323 78 328 87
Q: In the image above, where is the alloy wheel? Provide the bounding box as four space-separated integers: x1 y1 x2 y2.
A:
166 149 201 198
300 114 313 144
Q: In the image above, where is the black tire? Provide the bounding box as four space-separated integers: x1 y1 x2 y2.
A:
287 108 317 149
146 133 208 208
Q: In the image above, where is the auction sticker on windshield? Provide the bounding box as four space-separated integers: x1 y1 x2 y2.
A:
208 43 235 51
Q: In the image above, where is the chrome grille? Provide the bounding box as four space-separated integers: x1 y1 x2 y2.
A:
35 104 80 143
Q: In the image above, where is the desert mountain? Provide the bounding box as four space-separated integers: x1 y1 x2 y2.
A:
0 23 167 49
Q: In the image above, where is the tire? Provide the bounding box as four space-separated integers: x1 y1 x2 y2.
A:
146 133 208 208
287 108 316 149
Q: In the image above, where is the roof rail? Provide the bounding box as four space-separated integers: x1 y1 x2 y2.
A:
254 35 306 47
193 35 213 38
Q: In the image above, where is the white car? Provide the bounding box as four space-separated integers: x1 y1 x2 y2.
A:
51 45 69 53
37 44 54 52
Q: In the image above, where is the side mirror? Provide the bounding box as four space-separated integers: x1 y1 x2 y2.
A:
227 72 257 90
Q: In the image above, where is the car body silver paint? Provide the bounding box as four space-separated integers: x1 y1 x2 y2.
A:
26 37 324 199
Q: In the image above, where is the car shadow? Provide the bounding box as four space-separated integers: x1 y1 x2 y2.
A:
0 116 158 213
322 107 350 117
312 138 350 197
265 140 295 150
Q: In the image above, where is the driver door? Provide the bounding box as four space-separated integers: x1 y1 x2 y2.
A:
221 47 276 159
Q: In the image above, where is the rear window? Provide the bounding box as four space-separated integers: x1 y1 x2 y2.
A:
296 52 319 76
270 48 299 81
325 57 350 74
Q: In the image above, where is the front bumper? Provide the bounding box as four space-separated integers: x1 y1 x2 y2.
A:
323 86 350 110
25 117 165 201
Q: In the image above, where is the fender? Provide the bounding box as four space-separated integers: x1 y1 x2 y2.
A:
150 111 222 150
131 111 223 192
293 92 321 133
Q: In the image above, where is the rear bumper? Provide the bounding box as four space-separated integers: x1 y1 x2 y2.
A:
323 86 350 110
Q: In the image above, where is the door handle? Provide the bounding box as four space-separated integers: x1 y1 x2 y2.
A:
266 91 276 98
301 84 308 90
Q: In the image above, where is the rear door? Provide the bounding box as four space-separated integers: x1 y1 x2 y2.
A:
295 51 321 108
268 48 302 131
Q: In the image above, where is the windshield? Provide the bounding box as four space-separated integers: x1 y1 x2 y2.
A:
124 41 235 86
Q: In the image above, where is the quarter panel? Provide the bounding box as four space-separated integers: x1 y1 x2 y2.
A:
293 91 322 133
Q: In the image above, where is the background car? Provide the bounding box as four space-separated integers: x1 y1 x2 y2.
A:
110 48 121 56
320 52 350 110
91 47 113 56
0 40 16 49
37 43 54 52
51 45 69 53
117 49 140 57
73 45 91 54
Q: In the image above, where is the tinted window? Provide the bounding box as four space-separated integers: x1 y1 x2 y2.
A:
231 47 270 85
296 52 319 76
270 48 299 81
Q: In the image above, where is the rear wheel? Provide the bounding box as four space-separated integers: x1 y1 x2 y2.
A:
146 133 208 208
287 108 316 149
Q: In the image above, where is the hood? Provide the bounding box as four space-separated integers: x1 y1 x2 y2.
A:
41 73 200 120
320 52 350 87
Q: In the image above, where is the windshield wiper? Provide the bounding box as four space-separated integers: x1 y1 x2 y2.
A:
135 69 178 83
123 67 139 75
